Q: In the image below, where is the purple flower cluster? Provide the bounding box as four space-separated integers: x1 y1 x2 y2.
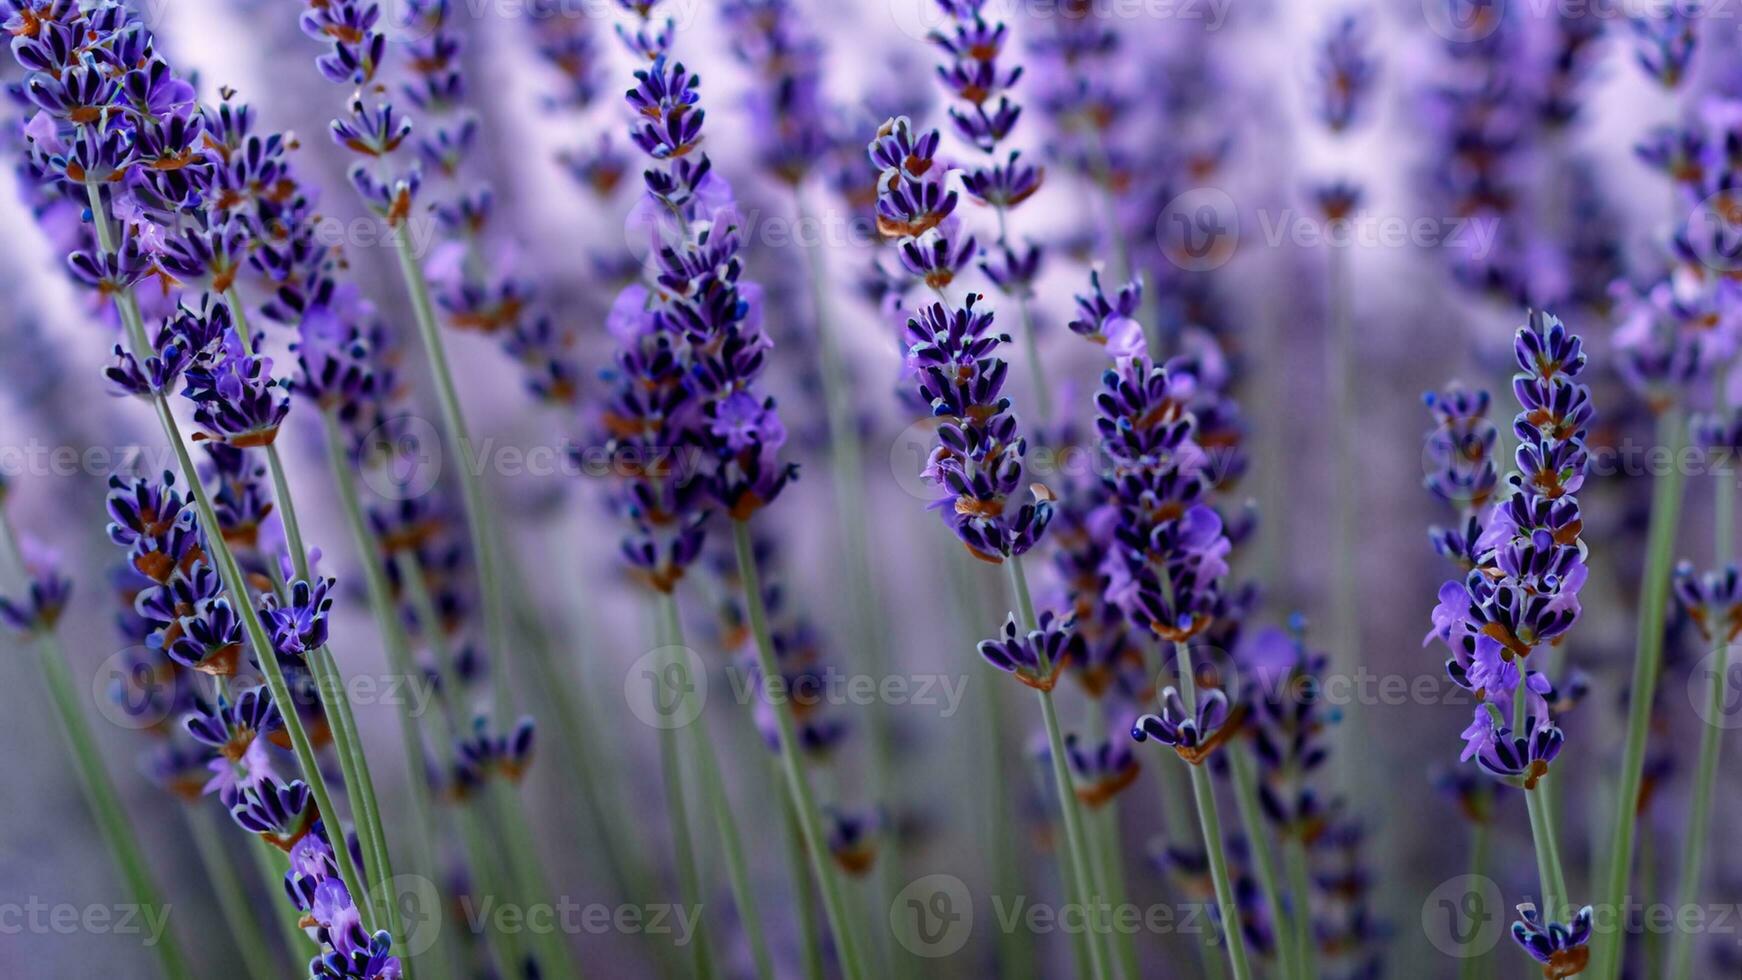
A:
929 0 1045 302
719 0 830 185
599 0 796 593
1427 313 1591 779
1093 351 1231 643
900 294 1053 562
1314 12 1378 134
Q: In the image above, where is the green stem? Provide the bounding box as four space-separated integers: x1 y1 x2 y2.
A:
1283 838 1317 980
1459 821 1490 980
86 178 380 942
782 797 827 980
650 596 713 980
28 628 192 979
1597 408 1688 980
1173 642 1253 980
1525 782 1567 923
1083 698 1136 979
317 410 457 980
486 779 583 980
151 396 376 934
184 804 277 980
389 233 513 723
1666 638 1731 980
1008 556 1109 980
731 519 868 980
993 205 1054 424
1229 744 1295 979
660 592 773 980
793 187 902 950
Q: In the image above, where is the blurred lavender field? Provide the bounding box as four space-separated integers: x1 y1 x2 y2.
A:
2 0 1741 978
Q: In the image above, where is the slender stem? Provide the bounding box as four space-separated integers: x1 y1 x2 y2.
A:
1283 838 1317 980
731 519 868 980
782 797 827 980
86 178 381 940
317 410 456 980
1525 783 1566 923
650 595 713 980
993 205 1054 424
389 233 513 723
660 591 773 980
1008 556 1109 980
452 799 526 979
1597 409 1688 980
1173 642 1253 980
1326 241 1361 780
26 628 192 980
1083 697 1136 979
184 804 277 980
507 553 658 915
1459 820 1490 980
793 187 902 946
1666 637 1731 980
1229 744 1295 978
152 396 375 933
486 779 583 980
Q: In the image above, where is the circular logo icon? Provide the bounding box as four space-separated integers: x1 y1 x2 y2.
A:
92 646 186 731
887 419 940 503
890 874 974 959
1688 646 1742 730
887 0 953 42
358 414 443 502
1422 0 1505 43
624 645 708 730
623 193 693 282
381 874 444 956
1685 189 1742 275
1157 188 1240 272
1422 874 1505 959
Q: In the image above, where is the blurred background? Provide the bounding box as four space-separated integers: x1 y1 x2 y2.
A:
3 0 1741 977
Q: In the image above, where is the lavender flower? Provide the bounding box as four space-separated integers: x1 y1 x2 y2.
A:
1314 12 1379 134
0 538 71 634
1429 314 1591 761
902 294 1054 562
1512 902 1593 980
977 609 1080 690
1132 685 1237 766
1630 5 1699 89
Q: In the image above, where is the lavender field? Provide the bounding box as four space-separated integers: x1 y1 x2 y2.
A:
1 0 1740 977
